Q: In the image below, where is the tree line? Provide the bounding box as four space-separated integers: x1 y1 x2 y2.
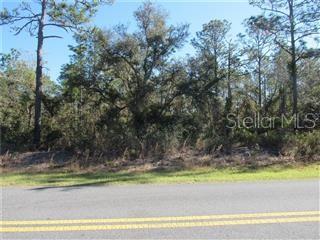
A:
1 0 319 161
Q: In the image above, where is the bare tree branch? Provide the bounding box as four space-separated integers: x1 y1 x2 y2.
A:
43 35 63 39
44 23 76 32
13 19 37 35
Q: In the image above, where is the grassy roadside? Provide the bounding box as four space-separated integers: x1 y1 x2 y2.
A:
1 163 319 187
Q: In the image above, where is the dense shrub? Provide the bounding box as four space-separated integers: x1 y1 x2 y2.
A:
285 131 320 161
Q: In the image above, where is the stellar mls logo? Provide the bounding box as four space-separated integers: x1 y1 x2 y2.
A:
226 112 320 129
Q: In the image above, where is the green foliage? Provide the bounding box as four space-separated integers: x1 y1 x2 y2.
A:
0 50 35 149
58 2 190 157
0 50 60 151
287 131 320 161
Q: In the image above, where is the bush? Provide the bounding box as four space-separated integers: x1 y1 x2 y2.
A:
258 130 286 149
286 130 320 161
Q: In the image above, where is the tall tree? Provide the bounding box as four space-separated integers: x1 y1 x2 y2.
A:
191 19 232 152
240 16 273 112
249 0 320 126
192 20 231 87
0 0 112 146
61 2 189 156
223 39 239 154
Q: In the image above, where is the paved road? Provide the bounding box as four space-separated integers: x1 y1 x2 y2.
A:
1 180 319 239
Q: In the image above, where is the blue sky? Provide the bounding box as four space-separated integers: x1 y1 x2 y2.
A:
1 0 260 82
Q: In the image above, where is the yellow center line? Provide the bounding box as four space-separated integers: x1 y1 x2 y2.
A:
1 211 319 226
1 216 319 232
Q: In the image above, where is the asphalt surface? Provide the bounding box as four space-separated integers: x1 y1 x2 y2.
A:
1 180 319 239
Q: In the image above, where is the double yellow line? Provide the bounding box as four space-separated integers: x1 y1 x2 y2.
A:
1 211 319 233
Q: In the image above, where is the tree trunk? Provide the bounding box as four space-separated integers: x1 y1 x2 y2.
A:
258 57 262 111
291 58 298 120
224 45 232 155
33 0 46 146
263 75 267 111
279 85 286 116
288 0 298 129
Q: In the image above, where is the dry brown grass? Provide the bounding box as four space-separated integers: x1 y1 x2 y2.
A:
1 147 309 175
